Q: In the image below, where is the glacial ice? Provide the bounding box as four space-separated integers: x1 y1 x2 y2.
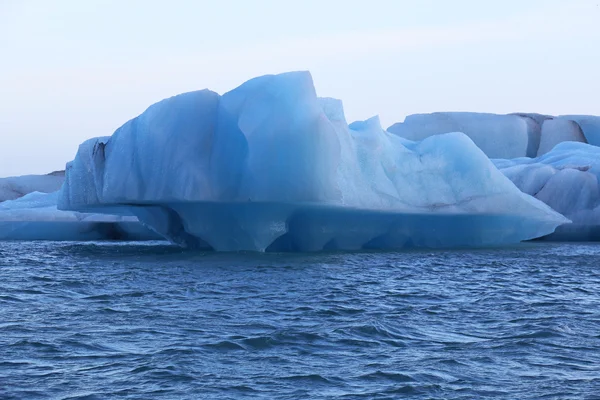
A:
0 191 160 241
537 119 586 156
389 112 597 159
57 71 567 251
495 142 600 241
0 171 65 202
387 112 534 159
559 115 600 146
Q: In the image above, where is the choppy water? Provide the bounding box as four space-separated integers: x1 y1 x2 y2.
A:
1 241 600 399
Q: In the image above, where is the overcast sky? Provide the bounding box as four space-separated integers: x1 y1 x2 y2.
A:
1 0 599 177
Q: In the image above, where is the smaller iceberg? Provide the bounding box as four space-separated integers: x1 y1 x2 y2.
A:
0 191 160 241
495 142 600 241
387 112 537 159
388 112 595 159
0 171 65 202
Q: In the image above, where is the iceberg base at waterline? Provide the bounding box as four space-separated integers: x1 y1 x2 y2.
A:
102 201 565 252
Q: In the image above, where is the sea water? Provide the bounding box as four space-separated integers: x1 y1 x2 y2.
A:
1 241 599 399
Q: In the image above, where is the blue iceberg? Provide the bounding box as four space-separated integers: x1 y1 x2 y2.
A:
58 71 567 251
495 142 600 241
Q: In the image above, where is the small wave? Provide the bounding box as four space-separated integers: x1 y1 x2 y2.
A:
0 295 24 302
358 370 415 383
228 385 260 393
334 338 381 348
280 374 332 384
10 339 59 352
0 361 30 367
62 393 104 400
130 365 153 374
61 339 118 353
29 275 54 282
82 294 113 301
241 336 276 350
506 329 564 340
153 347 196 356
15 289 46 295
146 369 196 382
99 307 130 314
203 340 245 351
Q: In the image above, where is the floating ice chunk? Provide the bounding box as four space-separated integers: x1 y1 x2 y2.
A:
58 71 567 251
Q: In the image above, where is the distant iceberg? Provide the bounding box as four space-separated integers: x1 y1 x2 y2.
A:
495 142 600 241
0 171 65 202
57 71 567 251
388 112 597 158
388 112 536 159
0 191 160 241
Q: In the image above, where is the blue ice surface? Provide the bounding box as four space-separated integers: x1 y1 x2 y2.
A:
58 71 568 251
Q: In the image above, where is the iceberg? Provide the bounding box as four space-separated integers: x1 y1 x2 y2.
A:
387 112 536 159
0 171 65 202
58 71 568 251
495 142 600 241
0 191 161 241
537 119 586 156
559 115 600 146
388 112 597 159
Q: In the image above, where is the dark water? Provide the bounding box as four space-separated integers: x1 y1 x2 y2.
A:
1 241 600 399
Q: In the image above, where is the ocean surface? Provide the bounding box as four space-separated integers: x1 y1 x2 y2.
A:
1 241 599 399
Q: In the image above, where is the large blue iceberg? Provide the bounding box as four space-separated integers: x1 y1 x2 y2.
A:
58 71 567 251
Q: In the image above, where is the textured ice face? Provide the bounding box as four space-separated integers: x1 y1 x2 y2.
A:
58 71 568 251
495 142 600 240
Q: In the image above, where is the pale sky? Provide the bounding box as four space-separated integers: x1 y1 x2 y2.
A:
1 0 599 177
